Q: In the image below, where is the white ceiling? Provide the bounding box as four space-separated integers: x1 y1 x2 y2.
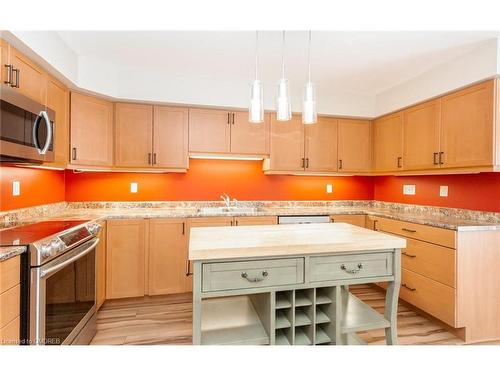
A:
57 31 498 96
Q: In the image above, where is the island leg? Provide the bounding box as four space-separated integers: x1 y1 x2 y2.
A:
384 249 401 345
192 261 202 345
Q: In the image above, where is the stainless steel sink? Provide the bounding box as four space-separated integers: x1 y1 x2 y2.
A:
198 207 257 215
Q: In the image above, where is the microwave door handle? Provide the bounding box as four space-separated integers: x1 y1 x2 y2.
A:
32 111 53 155
40 238 99 279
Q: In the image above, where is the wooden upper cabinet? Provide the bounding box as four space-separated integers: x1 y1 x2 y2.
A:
70 92 114 166
304 117 338 172
1 40 10 87
338 119 372 173
373 111 403 172
189 108 231 153
153 106 189 169
9 46 47 104
269 115 305 171
115 103 153 167
45 78 69 167
106 220 148 299
148 219 188 296
230 111 270 155
440 80 494 168
403 99 441 171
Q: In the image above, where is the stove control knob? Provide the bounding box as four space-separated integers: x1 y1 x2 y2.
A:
51 239 64 253
88 223 101 235
41 243 53 258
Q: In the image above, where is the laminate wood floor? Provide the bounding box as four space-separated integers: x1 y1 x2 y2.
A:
90 284 496 345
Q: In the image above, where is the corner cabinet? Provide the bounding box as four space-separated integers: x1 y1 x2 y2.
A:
70 92 114 167
373 111 403 173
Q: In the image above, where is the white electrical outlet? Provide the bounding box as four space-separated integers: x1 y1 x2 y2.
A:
403 184 416 195
12 181 20 196
130 182 138 193
326 184 333 194
439 185 449 197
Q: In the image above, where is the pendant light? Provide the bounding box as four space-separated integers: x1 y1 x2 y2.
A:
302 30 317 124
249 31 264 123
276 31 291 121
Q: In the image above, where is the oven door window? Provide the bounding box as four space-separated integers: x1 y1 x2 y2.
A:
44 249 95 345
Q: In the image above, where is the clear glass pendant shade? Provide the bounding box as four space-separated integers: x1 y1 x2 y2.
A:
249 80 264 123
276 78 292 121
302 81 317 124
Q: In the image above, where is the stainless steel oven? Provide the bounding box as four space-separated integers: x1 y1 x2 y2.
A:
0 85 55 163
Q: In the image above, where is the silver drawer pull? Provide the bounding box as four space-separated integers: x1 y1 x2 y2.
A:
402 283 416 292
241 271 268 282
402 252 416 258
340 263 363 274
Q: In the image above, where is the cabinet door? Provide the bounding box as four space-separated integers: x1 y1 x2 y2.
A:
106 220 148 299
403 99 441 171
148 219 188 295
269 115 305 171
188 108 231 153
1 40 10 88
338 119 372 172
153 106 188 168
115 103 153 167
233 216 277 226
96 223 107 310
230 111 270 155
304 117 338 172
373 111 403 172
440 81 494 168
9 47 47 104
45 78 69 167
185 217 233 291
70 92 114 166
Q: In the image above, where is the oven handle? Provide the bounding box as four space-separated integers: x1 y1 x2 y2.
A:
40 238 99 279
32 110 53 155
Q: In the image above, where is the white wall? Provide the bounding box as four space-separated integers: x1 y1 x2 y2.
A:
374 38 499 116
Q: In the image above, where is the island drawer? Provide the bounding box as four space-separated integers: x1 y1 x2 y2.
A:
309 252 393 282
202 258 304 292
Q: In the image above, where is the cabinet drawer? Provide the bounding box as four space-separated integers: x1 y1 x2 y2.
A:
375 217 456 249
329 214 366 228
0 316 20 345
400 268 456 327
0 256 20 293
402 238 456 287
0 284 20 328
310 252 393 282
202 258 304 292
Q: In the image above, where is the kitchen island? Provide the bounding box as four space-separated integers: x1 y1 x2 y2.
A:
189 222 406 345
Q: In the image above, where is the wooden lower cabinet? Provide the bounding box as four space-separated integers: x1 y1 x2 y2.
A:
233 216 277 226
330 214 366 227
106 220 148 299
96 222 107 309
148 219 189 295
0 256 21 345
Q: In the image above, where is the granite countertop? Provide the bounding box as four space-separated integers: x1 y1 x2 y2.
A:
189 223 407 261
0 246 27 262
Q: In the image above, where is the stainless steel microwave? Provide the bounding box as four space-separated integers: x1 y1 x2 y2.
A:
0 85 55 163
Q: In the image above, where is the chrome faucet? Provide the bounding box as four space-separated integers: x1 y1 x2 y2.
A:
220 193 231 209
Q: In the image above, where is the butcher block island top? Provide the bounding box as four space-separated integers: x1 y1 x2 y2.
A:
190 223 405 345
189 222 406 261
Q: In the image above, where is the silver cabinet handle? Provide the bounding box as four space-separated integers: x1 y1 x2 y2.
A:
402 283 416 292
402 252 416 258
11 68 20 88
301 157 305 168
439 152 445 165
72 147 77 160
305 158 309 168
241 271 268 282
232 113 235 124
227 113 230 124
433 152 439 165
148 153 152 165
32 110 52 155
153 153 157 165
4 64 13 85
186 259 192 276
340 263 363 274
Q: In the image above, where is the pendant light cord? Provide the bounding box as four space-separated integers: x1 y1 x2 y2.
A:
255 31 259 80
281 30 286 79
307 30 312 83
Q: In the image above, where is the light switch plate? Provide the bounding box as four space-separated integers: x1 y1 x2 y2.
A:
403 184 416 195
326 184 333 194
12 181 20 196
439 185 448 197
130 182 138 193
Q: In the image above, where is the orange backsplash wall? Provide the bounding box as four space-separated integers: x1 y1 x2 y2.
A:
0 166 66 211
65 160 374 202
374 173 500 212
